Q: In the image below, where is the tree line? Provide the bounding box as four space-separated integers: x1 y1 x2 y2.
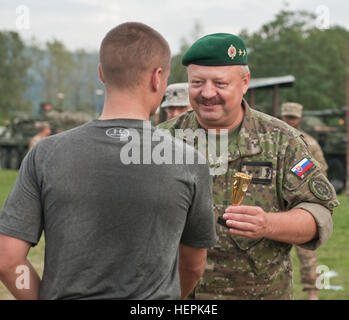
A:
0 8 349 121
0 34 102 119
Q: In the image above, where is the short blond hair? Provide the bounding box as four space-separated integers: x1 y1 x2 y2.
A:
99 22 171 89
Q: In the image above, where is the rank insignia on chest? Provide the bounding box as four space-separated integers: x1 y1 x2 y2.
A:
291 158 314 179
241 161 273 185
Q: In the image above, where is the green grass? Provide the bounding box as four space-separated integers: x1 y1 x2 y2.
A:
292 194 349 300
0 170 348 300
0 170 45 300
0 170 18 206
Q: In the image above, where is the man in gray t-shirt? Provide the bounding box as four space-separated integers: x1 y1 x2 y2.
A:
0 23 216 300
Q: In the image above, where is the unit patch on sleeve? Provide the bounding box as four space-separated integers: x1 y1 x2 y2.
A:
309 177 333 201
291 158 314 179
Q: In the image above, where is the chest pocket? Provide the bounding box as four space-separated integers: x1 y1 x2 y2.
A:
230 161 274 251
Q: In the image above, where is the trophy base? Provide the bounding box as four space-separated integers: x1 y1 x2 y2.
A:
217 216 229 229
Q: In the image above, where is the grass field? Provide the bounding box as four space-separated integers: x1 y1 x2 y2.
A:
0 169 348 300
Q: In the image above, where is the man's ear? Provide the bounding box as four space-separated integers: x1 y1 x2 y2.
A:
242 72 250 95
98 64 105 84
151 67 163 91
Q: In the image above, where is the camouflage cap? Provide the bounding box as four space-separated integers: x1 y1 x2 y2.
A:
281 102 303 118
182 33 248 66
161 83 190 108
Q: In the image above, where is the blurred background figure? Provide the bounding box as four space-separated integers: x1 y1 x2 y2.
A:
281 102 328 300
281 102 328 175
160 83 192 120
29 122 51 149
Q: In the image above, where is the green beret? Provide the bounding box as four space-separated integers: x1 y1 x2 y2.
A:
182 33 248 66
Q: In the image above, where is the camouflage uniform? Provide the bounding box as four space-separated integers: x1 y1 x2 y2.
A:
295 130 328 298
158 99 338 300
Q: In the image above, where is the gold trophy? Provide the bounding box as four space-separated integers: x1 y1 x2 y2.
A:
231 172 252 206
217 172 252 228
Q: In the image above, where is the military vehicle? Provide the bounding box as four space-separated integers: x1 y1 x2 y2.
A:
0 103 93 170
0 116 38 170
301 107 347 193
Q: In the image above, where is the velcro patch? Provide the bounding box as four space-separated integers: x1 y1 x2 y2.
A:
291 158 314 179
241 161 273 184
309 178 333 201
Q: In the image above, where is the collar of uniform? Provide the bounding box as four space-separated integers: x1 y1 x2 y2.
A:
229 99 262 161
174 111 202 143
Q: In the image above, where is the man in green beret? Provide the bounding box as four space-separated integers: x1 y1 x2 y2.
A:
158 33 338 299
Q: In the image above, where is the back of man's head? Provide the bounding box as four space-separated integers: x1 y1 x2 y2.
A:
99 22 171 89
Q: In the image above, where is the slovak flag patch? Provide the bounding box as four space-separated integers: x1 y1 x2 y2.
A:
291 158 314 178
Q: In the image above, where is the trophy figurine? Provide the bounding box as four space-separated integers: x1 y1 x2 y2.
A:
231 172 252 206
217 172 252 228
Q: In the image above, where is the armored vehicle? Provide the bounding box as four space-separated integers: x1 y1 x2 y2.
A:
301 107 346 193
0 103 93 170
0 116 40 170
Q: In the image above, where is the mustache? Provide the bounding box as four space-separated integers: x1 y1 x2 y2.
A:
194 95 225 106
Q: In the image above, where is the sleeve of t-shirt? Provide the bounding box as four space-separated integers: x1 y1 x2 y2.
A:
180 163 216 248
0 147 43 245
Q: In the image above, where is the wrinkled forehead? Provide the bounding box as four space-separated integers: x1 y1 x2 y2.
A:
187 64 241 80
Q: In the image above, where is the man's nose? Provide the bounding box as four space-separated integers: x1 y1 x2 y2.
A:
201 82 216 99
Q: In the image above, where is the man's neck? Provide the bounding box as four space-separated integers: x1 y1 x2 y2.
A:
99 89 152 121
99 108 150 120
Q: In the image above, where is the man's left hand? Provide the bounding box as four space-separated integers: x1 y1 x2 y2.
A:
222 205 269 240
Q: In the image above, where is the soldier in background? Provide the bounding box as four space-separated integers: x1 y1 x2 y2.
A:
281 102 328 176
281 102 328 300
29 122 51 149
160 83 192 120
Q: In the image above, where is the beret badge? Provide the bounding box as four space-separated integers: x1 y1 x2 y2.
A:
227 45 237 60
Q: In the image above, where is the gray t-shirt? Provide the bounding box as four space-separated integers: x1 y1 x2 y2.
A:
0 119 216 300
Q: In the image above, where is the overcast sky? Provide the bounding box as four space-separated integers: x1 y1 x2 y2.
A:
0 0 348 54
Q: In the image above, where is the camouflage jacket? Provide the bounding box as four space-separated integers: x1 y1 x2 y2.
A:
158 100 338 300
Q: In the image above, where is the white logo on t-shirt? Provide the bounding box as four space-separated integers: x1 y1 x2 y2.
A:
106 127 130 139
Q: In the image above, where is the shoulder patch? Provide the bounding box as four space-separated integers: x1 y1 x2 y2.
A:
309 177 333 201
291 158 314 179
